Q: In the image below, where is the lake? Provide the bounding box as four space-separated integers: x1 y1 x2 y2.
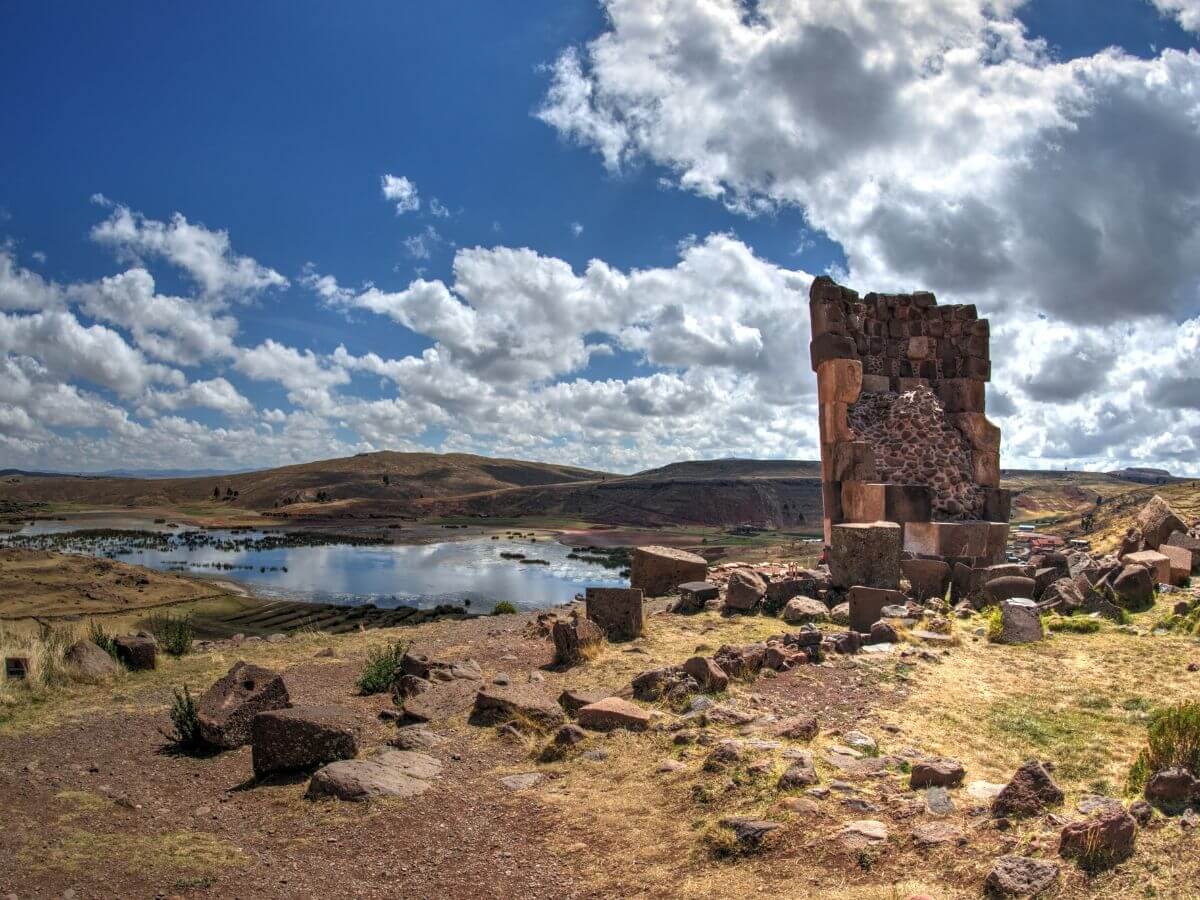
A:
2 520 629 612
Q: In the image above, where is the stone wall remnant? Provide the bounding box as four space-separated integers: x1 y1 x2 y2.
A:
809 275 1009 564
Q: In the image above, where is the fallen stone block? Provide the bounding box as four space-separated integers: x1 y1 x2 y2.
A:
64 640 120 680
1158 543 1193 586
993 600 1043 644
1121 550 1171 586
197 661 290 750
470 684 566 731
1137 495 1187 550
829 522 901 590
551 616 606 667
585 587 644 640
113 633 157 671
848 586 906 632
724 569 767 612
577 697 650 732
781 595 829 625
252 705 359 778
901 558 951 601
629 545 707 597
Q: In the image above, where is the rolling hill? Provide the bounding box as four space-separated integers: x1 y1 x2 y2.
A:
1 451 1193 534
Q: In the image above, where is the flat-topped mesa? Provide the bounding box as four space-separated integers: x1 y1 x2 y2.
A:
809 275 1010 570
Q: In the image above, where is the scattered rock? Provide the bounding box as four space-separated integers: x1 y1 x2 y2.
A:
775 715 819 741
843 731 877 753
994 600 1043 645
1144 766 1199 808
781 596 830 625
558 688 607 716
1112 564 1155 609
924 786 955 817
778 758 819 789
306 750 441 801
499 773 545 791
470 684 566 731
1137 495 1187 551
724 570 767 612
1129 799 1153 826
1059 807 1136 864
196 661 290 751
837 819 888 850
984 855 1060 897
682 656 728 693
251 705 359 778
992 760 1064 818
912 821 964 847
553 723 588 746
720 817 782 848
657 760 686 773
551 616 606 667
390 725 445 752
113 633 156 670
910 757 965 789
630 545 708 596
63 640 120 680
585 587 645 640
577 697 650 732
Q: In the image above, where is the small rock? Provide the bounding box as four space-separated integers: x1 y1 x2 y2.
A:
912 821 964 847
837 819 888 850
577 697 651 732
657 760 686 773
553 724 588 746
992 760 1064 818
1059 807 1136 863
843 731 877 753
500 773 545 791
720 817 782 847
910 757 965 789
924 786 955 817
984 855 1060 897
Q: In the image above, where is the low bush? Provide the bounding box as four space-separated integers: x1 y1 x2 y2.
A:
356 639 410 695
88 621 120 659
492 601 517 615
982 606 1004 642
1128 700 1200 793
160 685 204 752
1044 614 1101 634
145 613 194 656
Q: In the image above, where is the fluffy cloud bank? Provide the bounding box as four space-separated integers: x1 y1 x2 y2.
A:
538 0 1200 474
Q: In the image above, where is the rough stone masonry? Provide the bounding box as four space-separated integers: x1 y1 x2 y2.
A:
809 275 1011 571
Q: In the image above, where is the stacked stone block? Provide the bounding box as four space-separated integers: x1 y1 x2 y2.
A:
810 275 1009 569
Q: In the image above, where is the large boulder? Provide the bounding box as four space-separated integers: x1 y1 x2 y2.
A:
765 575 817 608
584 587 644 640
993 601 1043 645
1112 564 1155 609
470 684 566 731
113 632 157 671
781 595 830 625
1121 550 1171 586
992 760 1064 818
251 705 359 778
724 570 767 612
306 750 441 801
197 661 290 750
901 558 951 601
1166 531 1200 573
629 545 707 596
64 640 120 680
1137 495 1187 550
828 522 901 590
1067 551 1102 584
1119 527 1144 557
1158 543 1193 586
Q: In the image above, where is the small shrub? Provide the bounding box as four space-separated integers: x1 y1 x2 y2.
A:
1045 614 1101 634
146 614 194 656
160 685 203 752
356 639 410 695
1128 700 1200 793
88 621 120 659
492 601 517 615
982 606 1003 642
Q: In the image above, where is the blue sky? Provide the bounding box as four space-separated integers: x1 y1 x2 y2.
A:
2 1 1199 475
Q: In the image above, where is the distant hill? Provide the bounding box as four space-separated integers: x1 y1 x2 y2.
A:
1105 466 1181 485
2 450 1193 534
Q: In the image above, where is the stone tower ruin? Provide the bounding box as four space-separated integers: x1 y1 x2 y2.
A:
809 275 1010 573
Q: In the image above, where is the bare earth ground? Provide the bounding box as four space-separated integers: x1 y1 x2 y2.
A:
3 574 1200 898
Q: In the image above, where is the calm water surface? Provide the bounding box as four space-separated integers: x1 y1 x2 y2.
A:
7 519 627 612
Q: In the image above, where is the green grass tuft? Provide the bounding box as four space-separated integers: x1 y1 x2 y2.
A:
145 614 194 657
492 601 518 615
356 638 410 695
1128 700 1200 794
